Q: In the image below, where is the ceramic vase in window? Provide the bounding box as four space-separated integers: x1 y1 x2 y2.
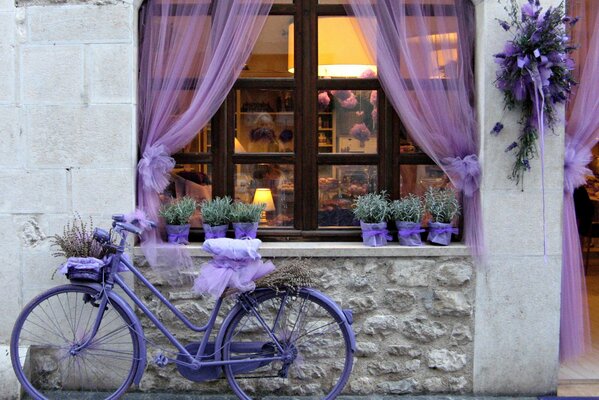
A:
200 196 232 240
352 192 391 247
230 202 265 239
424 187 461 246
159 196 198 245
389 194 425 246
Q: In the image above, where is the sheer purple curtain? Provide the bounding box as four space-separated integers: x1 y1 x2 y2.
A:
137 0 272 264
561 1 599 361
346 0 482 255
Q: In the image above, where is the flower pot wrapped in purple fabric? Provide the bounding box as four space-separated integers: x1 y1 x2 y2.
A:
427 222 458 246
233 222 259 239
360 221 391 247
203 224 228 239
165 224 190 244
396 221 424 246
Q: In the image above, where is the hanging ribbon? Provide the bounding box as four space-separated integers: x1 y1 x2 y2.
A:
441 154 481 197
137 144 175 193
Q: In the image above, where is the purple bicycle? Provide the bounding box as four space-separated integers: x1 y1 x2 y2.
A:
11 214 356 399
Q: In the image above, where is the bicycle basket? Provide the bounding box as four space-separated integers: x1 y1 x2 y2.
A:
62 257 107 282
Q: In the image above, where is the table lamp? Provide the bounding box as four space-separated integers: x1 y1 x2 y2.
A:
252 188 276 224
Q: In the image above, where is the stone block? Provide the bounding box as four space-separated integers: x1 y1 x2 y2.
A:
483 188 563 256
401 316 448 343
360 315 399 336
384 288 416 312
427 348 467 372
0 216 22 342
0 344 21 399
435 260 473 287
426 289 472 317
473 255 561 394
0 0 14 10
0 107 22 167
21 242 61 300
355 341 379 358
89 44 133 103
347 295 377 313
26 105 133 168
377 378 419 394
71 168 134 215
0 13 16 104
28 5 132 43
21 45 84 104
0 170 67 213
386 260 433 287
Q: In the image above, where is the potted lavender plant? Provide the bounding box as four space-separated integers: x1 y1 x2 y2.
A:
389 194 425 246
230 202 265 239
424 187 461 246
200 196 232 239
352 191 391 247
159 196 197 244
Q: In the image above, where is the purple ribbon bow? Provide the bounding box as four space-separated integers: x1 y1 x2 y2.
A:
398 228 425 237
137 145 175 193
362 228 392 240
442 154 481 197
429 226 459 235
564 145 592 194
168 231 189 244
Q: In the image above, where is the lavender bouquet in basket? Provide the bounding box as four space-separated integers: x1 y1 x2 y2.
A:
425 187 460 246
493 0 576 184
389 194 425 246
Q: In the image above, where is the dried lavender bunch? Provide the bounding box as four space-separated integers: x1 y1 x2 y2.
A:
255 258 315 292
424 187 461 224
50 214 106 259
389 194 424 223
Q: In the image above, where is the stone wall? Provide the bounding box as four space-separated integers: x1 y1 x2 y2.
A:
135 255 475 395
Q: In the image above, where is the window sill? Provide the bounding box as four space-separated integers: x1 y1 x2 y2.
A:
133 242 470 258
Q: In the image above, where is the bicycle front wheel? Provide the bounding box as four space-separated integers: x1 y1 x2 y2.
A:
11 284 140 400
222 288 354 399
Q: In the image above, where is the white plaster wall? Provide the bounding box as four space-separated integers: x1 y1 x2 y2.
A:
473 0 564 395
0 0 137 342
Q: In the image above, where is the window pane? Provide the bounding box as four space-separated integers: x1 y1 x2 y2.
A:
236 89 294 153
317 16 376 78
399 165 453 198
318 89 377 154
318 165 377 227
241 15 294 78
235 164 294 227
164 164 212 228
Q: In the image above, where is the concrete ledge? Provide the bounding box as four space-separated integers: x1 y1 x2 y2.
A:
133 243 470 258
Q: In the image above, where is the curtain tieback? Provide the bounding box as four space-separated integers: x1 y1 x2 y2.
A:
564 145 592 194
137 145 175 193
442 154 481 197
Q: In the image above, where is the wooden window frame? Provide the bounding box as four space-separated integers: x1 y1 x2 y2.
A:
174 1 438 242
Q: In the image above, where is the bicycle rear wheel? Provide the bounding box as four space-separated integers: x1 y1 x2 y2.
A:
11 284 140 400
222 288 353 399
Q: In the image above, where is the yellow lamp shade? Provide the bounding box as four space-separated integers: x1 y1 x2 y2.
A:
288 17 377 78
252 188 275 212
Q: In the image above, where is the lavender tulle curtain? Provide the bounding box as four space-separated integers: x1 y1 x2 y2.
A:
137 0 272 263
346 0 482 255
560 1 599 361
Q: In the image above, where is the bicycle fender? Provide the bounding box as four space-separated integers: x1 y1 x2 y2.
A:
299 288 357 353
70 282 148 385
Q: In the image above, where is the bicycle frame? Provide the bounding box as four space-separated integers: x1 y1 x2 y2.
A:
85 249 288 374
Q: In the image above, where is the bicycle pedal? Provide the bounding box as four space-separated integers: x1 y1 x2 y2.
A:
153 352 169 367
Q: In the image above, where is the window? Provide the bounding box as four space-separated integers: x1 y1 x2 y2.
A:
172 0 448 240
